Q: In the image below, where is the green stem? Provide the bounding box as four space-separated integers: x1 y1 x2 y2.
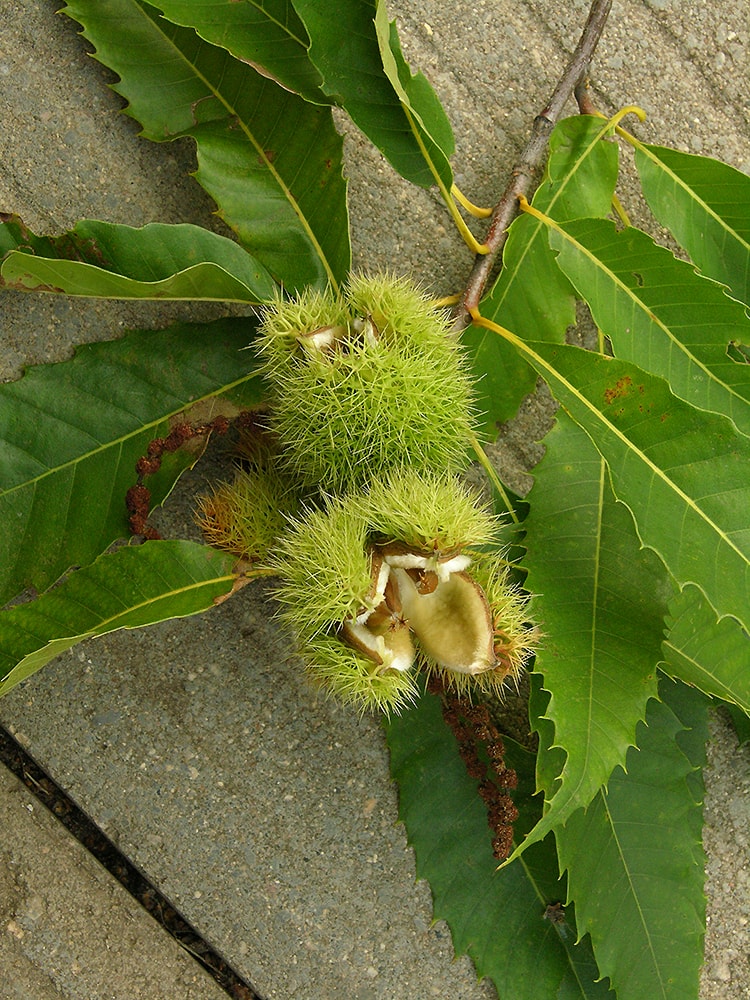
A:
611 192 631 226
401 104 489 255
469 432 520 525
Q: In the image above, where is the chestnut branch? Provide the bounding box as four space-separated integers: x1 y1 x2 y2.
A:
452 0 613 328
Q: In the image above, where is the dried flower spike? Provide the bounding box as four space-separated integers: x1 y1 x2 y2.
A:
194 463 297 562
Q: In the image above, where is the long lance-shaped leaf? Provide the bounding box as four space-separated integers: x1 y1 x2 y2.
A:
0 318 263 606
145 0 327 105
532 345 750 629
150 0 455 191
62 0 350 292
632 141 750 309
385 689 614 999
0 540 247 697
292 0 454 191
374 4 454 184
464 114 619 433
661 584 750 712
0 218 275 301
535 214 750 436
556 680 708 1000
473 319 750 631
509 411 665 859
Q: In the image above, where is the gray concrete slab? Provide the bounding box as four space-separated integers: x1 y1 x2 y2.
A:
1 2 749 999
0 764 228 1000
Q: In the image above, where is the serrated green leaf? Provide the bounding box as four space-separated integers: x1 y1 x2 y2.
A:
529 671 566 801
510 411 665 858
0 318 262 606
0 540 241 696
725 704 750 746
145 0 326 104
385 689 614 998
292 0 453 190
515 341 750 632
374 3 454 184
464 115 619 434
557 680 708 1000
634 143 750 309
661 584 750 712
62 0 350 291
0 218 275 301
545 217 750 435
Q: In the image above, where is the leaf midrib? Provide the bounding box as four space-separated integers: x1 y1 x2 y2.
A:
133 3 336 285
0 560 239 681
600 792 667 998
661 638 740 704
551 220 749 413
244 1 308 48
2 254 261 302
491 116 617 310
550 455 609 813
637 141 750 258
1 371 254 498
63 569 236 634
516 336 747 567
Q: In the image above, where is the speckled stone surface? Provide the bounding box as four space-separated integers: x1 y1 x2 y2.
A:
0 765 228 1000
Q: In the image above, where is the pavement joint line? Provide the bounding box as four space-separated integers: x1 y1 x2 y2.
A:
0 724 264 1000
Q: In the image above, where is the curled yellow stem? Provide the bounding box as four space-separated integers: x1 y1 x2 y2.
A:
582 103 650 157
432 293 462 308
446 199 491 255
468 306 515 341
400 103 489 255
587 103 647 129
606 104 647 129
518 193 555 227
451 184 493 219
